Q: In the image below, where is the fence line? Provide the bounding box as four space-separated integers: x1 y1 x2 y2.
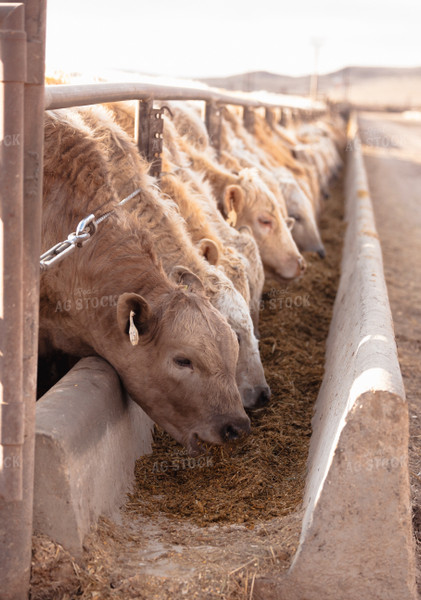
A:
44 80 326 113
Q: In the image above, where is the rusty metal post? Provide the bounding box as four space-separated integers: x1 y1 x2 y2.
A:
136 99 152 159
279 108 289 127
0 1 46 598
205 101 221 154
0 0 26 596
292 108 301 124
264 107 275 128
0 1 26 501
136 99 164 178
243 106 255 133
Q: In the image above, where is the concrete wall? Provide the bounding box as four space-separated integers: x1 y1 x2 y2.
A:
33 357 153 555
254 116 418 600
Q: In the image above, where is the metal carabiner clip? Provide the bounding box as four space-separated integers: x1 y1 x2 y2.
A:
71 214 97 247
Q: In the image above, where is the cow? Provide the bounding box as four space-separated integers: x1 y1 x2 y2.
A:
41 108 250 454
76 105 270 409
163 104 305 282
176 139 305 281
174 163 265 337
256 116 323 209
157 116 265 327
274 166 325 257
104 101 265 339
159 120 251 305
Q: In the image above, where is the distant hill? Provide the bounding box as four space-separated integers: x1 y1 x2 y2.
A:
200 66 421 108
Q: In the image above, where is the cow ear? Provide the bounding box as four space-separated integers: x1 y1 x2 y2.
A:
198 238 220 266
223 184 244 225
116 293 153 345
170 265 205 295
285 217 295 231
238 225 253 236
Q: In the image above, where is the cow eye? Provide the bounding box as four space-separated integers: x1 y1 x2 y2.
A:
258 217 272 228
291 214 301 222
174 357 193 368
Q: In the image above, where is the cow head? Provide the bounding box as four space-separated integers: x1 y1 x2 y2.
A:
111 268 250 455
277 171 326 258
207 267 271 409
222 169 306 281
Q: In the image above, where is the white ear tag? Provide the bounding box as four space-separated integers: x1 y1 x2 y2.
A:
227 210 237 227
129 310 139 346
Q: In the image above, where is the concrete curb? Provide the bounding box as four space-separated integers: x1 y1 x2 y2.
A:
33 357 153 555
254 115 418 599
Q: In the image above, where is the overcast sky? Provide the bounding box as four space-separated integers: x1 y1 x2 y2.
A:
46 0 421 79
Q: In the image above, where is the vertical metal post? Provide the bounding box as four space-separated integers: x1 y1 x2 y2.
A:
136 99 164 178
21 0 46 592
265 107 275 128
279 108 289 127
243 106 255 133
148 108 164 178
136 99 152 159
205 101 221 154
0 1 46 598
0 2 26 597
0 0 25 500
291 108 300 125
310 38 323 100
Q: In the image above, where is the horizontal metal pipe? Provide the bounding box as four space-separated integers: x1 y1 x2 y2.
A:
0 3 23 24
44 81 326 113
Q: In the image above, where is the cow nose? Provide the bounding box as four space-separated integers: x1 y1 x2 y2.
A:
242 385 271 409
255 385 271 407
241 385 271 410
317 246 326 259
220 417 250 441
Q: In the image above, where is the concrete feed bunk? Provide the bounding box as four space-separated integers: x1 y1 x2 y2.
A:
33 115 417 598
255 117 417 599
34 358 154 555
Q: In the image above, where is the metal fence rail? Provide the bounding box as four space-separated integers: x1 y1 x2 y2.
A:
44 81 326 112
44 80 326 177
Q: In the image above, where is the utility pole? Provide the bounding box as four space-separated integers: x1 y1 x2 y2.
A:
310 38 323 100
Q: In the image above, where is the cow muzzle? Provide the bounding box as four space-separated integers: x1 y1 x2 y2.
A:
242 385 271 409
187 414 251 456
220 417 251 441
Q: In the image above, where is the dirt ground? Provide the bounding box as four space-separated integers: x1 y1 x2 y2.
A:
359 111 421 592
30 169 345 598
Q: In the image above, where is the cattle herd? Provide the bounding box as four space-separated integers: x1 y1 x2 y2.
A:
40 99 345 456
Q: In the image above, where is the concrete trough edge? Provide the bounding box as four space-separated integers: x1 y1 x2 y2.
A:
33 356 154 555
255 114 418 600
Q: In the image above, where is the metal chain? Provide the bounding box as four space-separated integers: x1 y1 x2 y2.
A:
39 188 142 271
